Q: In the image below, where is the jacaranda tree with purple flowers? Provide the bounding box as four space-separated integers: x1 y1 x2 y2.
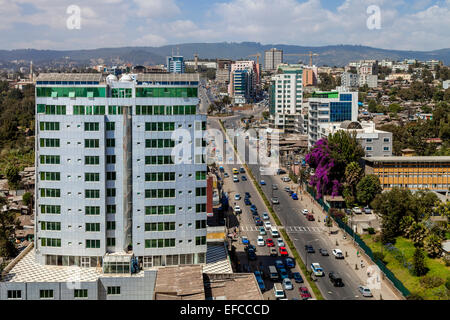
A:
306 131 365 199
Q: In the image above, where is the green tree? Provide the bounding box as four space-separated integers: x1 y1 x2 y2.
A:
5 165 21 189
368 99 377 113
22 192 32 206
423 234 443 258
262 111 270 120
388 103 403 114
412 248 427 276
356 175 382 206
0 196 18 258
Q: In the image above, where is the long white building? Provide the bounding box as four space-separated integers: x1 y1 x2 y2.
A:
34 73 207 268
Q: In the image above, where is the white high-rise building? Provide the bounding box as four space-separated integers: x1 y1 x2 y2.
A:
35 73 207 268
269 64 303 133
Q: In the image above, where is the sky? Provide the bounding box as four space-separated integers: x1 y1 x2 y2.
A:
1 0 449 51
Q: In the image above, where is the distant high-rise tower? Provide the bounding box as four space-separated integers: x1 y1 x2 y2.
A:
167 55 185 74
264 48 283 72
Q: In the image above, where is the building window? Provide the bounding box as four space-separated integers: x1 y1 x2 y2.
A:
40 188 61 198
107 238 116 247
40 221 61 231
195 171 207 180
145 222 176 232
383 138 390 143
41 205 61 214
85 206 100 215
40 138 60 148
384 147 390 151
7 290 22 299
195 220 207 229
195 236 206 246
84 122 99 131
366 146 373 151
40 238 61 247
39 290 54 299
85 173 100 182
106 122 115 131
86 239 100 249
39 122 60 131
85 156 100 165
85 189 100 199
86 223 100 232
107 205 116 214
195 188 206 197
196 203 206 213
145 189 176 199
145 172 175 182
84 139 99 148
366 138 373 143
107 286 121 295
106 155 116 164
106 172 116 181
107 188 116 197
106 139 115 148
74 289 88 299
107 221 116 230
40 172 61 181
40 155 60 164
144 238 176 248
145 156 175 165
145 205 176 215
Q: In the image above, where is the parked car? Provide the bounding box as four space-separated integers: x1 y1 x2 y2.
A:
291 193 298 200
266 238 274 247
282 177 291 182
277 169 286 175
250 204 257 210
234 206 242 214
279 247 288 256
257 236 265 246
292 272 304 283
271 197 280 204
259 227 267 236
275 260 284 270
364 206 372 214
270 247 278 256
319 248 329 256
260 180 266 185
358 286 373 297
299 287 312 300
332 249 344 259
240 167 245 173
264 221 272 230
254 217 263 226
284 187 291 193
302 209 309 215
245 192 251 198
245 244 256 252
262 212 270 220
306 214 315 221
272 184 278 190
244 199 252 205
254 271 265 291
277 239 285 247
224 172 229 178
233 176 239 183
282 278 293 290
234 194 241 200
247 248 257 261
285 258 295 268
279 268 289 280
241 176 247 181
352 207 362 214
241 236 249 245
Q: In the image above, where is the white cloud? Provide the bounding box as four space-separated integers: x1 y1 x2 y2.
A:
133 0 180 18
132 33 168 47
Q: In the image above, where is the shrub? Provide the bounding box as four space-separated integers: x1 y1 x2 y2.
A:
368 227 375 235
446 277 450 291
412 248 428 276
373 251 385 263
419 276 444 289
444 255 450 267
406 293 424 300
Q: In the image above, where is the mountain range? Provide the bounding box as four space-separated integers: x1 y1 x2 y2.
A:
1 42 449 68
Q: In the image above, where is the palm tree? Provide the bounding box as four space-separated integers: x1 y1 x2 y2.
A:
344 162 363 197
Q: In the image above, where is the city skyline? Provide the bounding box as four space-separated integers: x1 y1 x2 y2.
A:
1 0 450 51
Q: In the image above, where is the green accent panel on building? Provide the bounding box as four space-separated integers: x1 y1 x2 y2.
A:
36 87 106 98
136 87 198 98
311 91 339 99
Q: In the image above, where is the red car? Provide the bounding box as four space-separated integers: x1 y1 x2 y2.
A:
279 246 288 256
266 238 274 247
299 286 312 300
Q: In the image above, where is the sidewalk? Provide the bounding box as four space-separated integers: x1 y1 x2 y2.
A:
299 188 403 300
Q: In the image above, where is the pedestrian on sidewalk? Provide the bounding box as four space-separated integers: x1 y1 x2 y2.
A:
360 260 364 269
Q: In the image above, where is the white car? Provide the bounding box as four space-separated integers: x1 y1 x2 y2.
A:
234 206 242 214
257 236 265 246
264 221 272 230
282 278 293 290
277 239 285 247
282 177 291 182
302 209 309 215
332 249 344 259
352 207 362 214
234 194 241 201
358 286 373 297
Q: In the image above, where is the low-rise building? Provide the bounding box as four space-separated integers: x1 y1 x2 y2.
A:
363 156 450 194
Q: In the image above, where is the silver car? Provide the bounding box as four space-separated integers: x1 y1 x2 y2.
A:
358 286 373 297
282 278 293 290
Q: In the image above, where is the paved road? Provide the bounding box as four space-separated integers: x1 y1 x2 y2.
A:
210 118 371 300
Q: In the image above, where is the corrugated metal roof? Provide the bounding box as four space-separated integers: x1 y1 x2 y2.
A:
364 156 450 163
137 73 199 82
36 73 103 82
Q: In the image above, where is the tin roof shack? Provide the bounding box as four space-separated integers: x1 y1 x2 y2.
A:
203 273 263 300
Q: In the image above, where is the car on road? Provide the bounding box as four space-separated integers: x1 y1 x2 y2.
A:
244 199 252 206
277 239 285 247
260 180 266 185
241 176 247 181
332 249 344 259
329 272 344 287
299 287 312 300
254 217 263 226
306 213 315 221
279 247 288 256
358 286 373 297
241 236 249 245
279 268 289 280
282 278 293 290
251 209 259 217
224 172 229 178
247 248 257 261
272 184 278 190
266 239 274 247
234 194 241 201
273 283 285 299
305 245 315 253
319 248 329 256
302 209 309 215
259 227 267 236
310 263 324 276
285 257 295 268
250 204 257 210
277 169 286 175
291 193 298 200
275 260 284 270
270 248 277 256
245 244 256 252
270 227 280 238
251 207 258 214
292 272 303 283
264 221 272 230
282 177 291 182
271 197 280 204
262 212 270 220
234 206 242 214
233 176 239 183
245 192 251 198
240 167 245 173
352 207 362 214
284 187 291 193
257 236 265 246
